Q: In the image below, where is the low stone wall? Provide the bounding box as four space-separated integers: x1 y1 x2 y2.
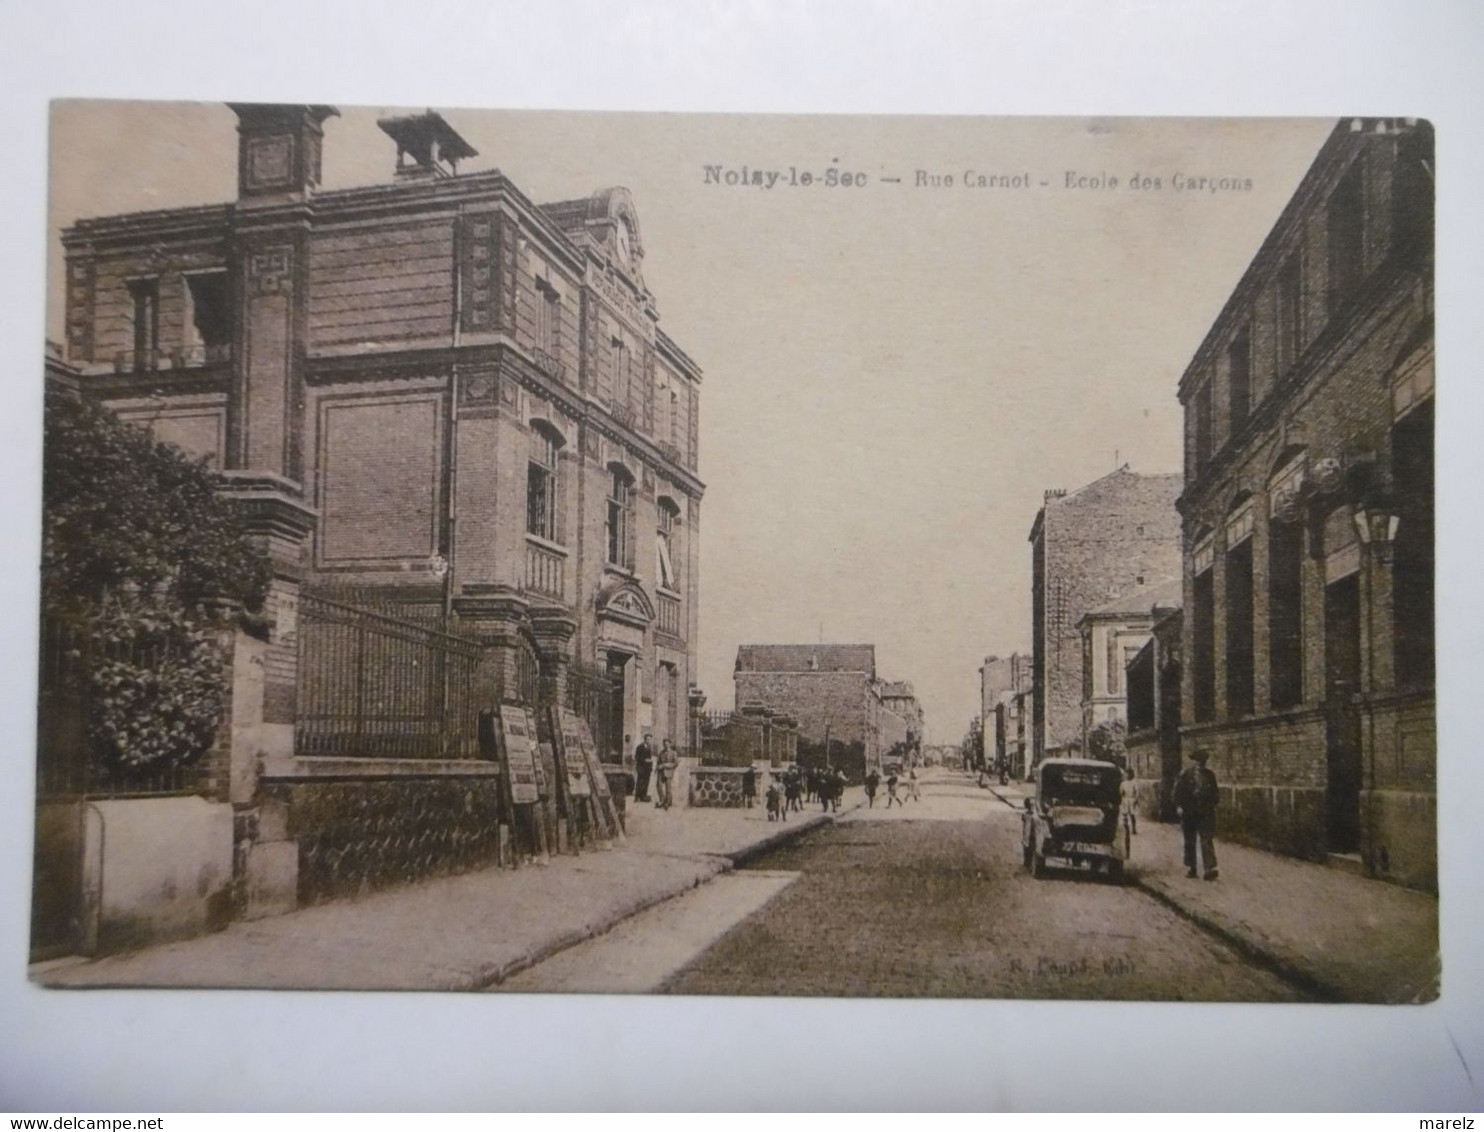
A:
689 766 752 808
258 764 504 905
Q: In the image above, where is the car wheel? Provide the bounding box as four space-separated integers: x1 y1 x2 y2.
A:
1108 859 1126 885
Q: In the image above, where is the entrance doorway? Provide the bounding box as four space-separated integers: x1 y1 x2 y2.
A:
1324 573 1363 853
604 651 634 763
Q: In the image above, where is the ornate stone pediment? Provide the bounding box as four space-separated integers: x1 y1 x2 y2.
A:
596 579 655 628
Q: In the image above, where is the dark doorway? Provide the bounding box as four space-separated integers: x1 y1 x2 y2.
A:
1324 573 1363 853
605 652 630 762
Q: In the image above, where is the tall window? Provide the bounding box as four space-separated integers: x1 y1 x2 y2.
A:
184 272 230 360
1328 161 1365 317
526 425 563 542
1192 538 1216 723
536 278 561 357
656 497 680 590
1392 396 1434 687
611 337 630 412
1228 329 1252 432
1194 382 1214 472
129 278 159 368
606 466 635 568
1392 123 1434 264
1106 632 1121 695
1268 516 1305 709
1226 533 1256 718
1277 255 1302 375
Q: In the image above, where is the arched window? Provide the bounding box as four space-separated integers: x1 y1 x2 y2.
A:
606 463 636 568
526 421 565 542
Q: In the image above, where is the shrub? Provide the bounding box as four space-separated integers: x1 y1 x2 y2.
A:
43 388 269 775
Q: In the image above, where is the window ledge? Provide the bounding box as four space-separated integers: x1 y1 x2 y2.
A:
525 533 569 557
656 585 682 600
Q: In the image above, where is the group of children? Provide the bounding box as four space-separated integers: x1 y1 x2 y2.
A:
747 761 920 819
862 764 919 808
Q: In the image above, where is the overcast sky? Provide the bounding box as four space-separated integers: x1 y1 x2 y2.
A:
48 104 1333 742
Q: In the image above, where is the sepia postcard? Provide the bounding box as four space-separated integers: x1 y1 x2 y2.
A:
30 102 1437 1004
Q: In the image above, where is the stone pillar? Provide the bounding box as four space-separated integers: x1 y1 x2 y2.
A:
215 477 315 919
530 606 579 708
688 685 707 759
453 586 532 707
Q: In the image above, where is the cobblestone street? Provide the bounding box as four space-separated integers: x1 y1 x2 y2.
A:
503 770 1310 1000
661 773 1306 1000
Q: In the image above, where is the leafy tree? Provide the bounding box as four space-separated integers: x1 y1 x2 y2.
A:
42 388 269 773
1086 717 1129 767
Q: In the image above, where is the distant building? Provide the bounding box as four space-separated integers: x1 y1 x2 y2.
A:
878 680 925 750
733 644 914 777
1076 577 1181 747
1175 118 1433 890
980 653 1031 776
1028 468 1183 762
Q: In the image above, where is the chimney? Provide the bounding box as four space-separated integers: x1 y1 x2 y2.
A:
376 110 478 180
229 104 339 202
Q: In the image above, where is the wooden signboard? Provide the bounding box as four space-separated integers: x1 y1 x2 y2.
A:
557 708 592 798
499 704 540 805
573 715 613 805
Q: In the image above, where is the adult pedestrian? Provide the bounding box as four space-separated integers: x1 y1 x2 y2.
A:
742 763 757 809
634 733 655 802
655 739 679 811
864 767 880 808
885 769 902 808
906 764 920 802
831 767 847 812
1172 749 1219 880
784 767 802 813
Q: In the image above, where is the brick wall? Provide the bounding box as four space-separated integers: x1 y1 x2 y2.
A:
733 671 870 748
1176 121 1434 887
309 220 456 350
1034 471 1183 754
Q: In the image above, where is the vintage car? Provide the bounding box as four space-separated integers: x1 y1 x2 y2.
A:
1021 757 1129 881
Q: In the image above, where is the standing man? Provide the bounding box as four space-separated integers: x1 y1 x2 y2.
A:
655 739 679 811
634 734 655 803
1173 749 1219 880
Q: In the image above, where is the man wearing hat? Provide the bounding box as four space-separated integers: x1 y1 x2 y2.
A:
1172 749 1220 880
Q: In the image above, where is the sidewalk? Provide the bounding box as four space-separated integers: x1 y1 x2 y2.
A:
32 792 856 993
987 780 1438 1003
1131 822 1439 1003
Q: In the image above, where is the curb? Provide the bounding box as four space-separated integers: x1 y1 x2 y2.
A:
477 801 861 987
1131 873 1344 1003
470 854 730 991
725 804 851 867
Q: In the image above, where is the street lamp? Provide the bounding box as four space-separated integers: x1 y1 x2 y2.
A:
1352 497 1401 563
